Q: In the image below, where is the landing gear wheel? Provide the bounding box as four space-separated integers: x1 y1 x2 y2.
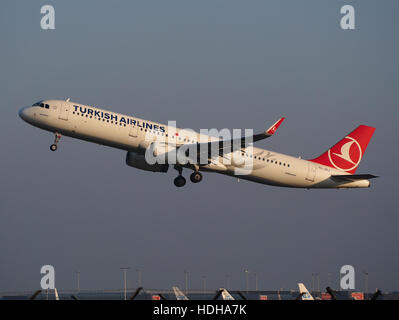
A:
174 175 186 187
190 171 203 183
50 132 61 152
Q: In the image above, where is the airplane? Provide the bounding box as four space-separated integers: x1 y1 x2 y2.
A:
172 286 189 300
19 99 377 188
220 288 235 300
298 283 314 300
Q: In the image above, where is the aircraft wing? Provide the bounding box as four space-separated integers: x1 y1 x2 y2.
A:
201 117 284 152
177 117 285 159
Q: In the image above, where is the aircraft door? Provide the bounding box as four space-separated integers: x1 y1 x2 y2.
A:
59 103 70 120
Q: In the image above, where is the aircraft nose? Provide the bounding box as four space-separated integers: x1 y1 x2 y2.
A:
18 107 29 121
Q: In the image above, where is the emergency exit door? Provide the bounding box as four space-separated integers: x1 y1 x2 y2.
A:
59 103 70 120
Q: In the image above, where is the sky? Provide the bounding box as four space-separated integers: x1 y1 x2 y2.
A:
0 0 398 293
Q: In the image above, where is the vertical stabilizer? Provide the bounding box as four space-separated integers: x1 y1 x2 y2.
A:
309 125 375 174
298 283 314 300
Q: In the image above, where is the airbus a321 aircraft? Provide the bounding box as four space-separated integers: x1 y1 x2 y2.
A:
19 99 377 188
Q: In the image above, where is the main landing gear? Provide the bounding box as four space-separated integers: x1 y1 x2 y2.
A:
173 165 203 187
50 132 61 151
190 171 203 183
173 165 186 187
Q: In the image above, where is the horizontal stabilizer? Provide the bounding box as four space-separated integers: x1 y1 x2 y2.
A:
331 174 378 182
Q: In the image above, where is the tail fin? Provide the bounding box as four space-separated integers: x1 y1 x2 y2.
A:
309 125 375 174
172 286 189 300
298 283 314 300
220 288 235 300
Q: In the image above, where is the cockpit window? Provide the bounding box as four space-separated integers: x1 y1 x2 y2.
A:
35 103 50 108
32 101 43 106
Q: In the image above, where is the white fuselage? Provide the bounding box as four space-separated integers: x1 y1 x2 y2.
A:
19 99 370 189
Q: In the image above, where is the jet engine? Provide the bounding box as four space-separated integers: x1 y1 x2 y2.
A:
126 151 169 173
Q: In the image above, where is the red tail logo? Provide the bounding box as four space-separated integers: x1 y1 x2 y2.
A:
310 125 375 174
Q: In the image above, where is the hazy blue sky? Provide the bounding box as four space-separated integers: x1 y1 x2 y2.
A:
1 1 398 293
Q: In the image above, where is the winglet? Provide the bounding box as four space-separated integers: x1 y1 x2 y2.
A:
266 117 285 135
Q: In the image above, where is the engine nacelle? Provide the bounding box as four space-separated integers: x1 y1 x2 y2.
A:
126 152 169 173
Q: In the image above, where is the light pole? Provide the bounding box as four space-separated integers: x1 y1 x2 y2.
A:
136 269 142 287
363 271 369 298
226 275 231 290
254 273 258 291
244 269 249 293
120 267 130 300
184 270 189 294
76 271 80 293
312 273 315 293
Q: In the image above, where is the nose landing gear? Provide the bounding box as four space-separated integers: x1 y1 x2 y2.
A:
190 171 203 183
50 132 61 151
